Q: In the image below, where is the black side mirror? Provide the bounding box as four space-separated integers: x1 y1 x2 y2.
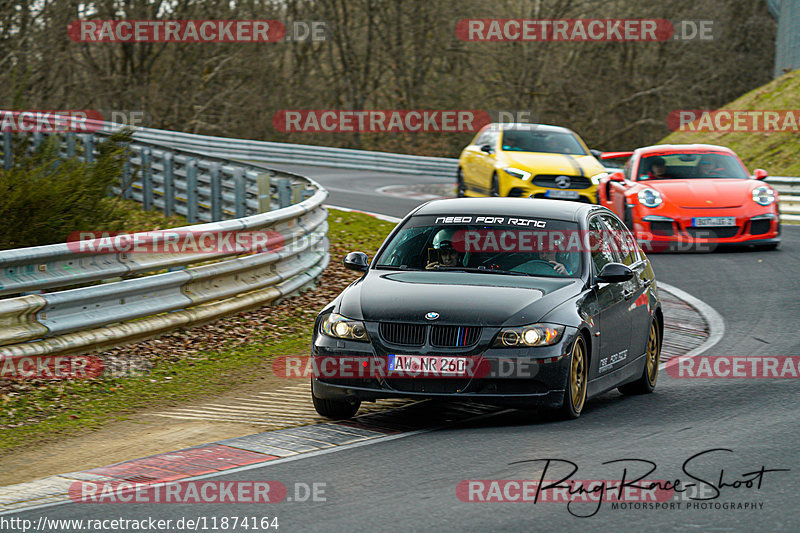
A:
590 149 602 159
343 251 369 272
596 262 633 283
480 144 493 154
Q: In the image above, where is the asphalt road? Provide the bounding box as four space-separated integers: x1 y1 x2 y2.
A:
11 168 800 532
255 162 453 218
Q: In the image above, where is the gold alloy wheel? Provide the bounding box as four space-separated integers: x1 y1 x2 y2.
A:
645 322 660 386
570 338 588 412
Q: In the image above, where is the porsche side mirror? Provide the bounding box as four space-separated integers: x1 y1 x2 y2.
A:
343 252 369 272
596 263 634 283
753 169 768 180
608 171 626 183
590 149 602 159
480 144 493 154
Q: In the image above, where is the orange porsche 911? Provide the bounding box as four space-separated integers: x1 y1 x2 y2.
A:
597 144 780 251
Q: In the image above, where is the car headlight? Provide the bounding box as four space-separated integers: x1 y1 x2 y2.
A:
638 188 662 208
320 313 369 342
492 323 565 348
752 186 776 206
503 167 532 181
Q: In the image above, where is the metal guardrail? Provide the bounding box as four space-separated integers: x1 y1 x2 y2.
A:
765 176 800 222
0 120 330 362
99 121 459 178
96 121 800 222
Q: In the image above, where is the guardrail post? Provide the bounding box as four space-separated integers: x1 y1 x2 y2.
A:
186 158 198 223
141 148 153 210
210 162 223 221
233 168 247 218
2 131 11 170
32 131 42 151
257 173 272 213
82 135 95 163
291 182 304 204
278 178 291 208
121 159 132 199
163 152 175 217
65 132 75 158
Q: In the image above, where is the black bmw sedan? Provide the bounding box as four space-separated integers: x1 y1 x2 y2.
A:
311 198 662 420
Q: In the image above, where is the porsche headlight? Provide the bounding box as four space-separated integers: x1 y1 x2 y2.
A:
503 167 532 181
320 313 369 342
638 188 662 208
493 323 565 348
752 186 776 206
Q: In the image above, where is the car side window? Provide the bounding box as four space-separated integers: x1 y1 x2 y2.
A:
588 216 618 274
484 129 498 150
600 215 638 266
623 158 632 181
474 130 490 146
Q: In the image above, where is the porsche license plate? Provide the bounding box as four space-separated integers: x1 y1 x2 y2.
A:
388 355 469 376
545 190 580 199
692 217 736 227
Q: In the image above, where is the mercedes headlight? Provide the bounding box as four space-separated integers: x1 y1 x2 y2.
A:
752 186 776 206
590 172 607 186
320 313 369 342
493 323 565 348
503 167 532 181
638 188 662 208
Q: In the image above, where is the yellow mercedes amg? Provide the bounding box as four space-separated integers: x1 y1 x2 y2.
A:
457 123 607 203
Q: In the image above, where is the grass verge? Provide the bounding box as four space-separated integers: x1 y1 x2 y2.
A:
0 208 396 453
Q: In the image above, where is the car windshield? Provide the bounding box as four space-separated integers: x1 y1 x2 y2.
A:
374 215 583 278
637 152 750 180
500 129 587 156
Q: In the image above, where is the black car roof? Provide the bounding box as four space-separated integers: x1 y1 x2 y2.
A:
412 198 605 223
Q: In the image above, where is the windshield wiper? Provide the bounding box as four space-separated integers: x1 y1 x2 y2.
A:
374 264 423 271
433 266 529 276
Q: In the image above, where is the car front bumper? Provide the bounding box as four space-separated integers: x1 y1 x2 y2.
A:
310 326 579 408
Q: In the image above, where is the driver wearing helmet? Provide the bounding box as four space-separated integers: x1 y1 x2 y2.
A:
426 228 462 270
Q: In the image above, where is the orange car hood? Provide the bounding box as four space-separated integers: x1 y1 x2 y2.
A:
646 179 755 208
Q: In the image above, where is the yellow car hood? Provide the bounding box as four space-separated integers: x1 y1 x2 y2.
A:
502 152 606 177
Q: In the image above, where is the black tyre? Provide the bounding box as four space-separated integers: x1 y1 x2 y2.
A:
555 335 588 419
312 386 361 419
490 174 500 197
456 167 466 197
619 320 660 395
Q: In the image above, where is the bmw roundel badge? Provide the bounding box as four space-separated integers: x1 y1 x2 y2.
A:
425 312 440 321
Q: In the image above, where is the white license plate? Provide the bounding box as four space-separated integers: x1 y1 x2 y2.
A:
545 189 580 199
692 217 736 227
388 355 469 376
